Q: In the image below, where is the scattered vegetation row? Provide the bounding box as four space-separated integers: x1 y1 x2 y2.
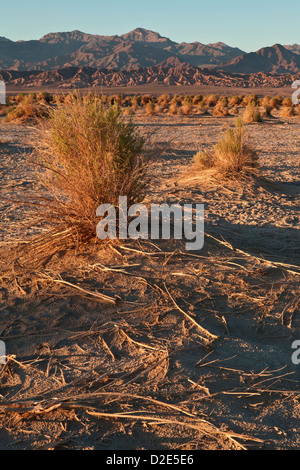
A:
1 91 300 124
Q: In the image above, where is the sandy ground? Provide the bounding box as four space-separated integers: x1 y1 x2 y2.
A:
0 109 300 450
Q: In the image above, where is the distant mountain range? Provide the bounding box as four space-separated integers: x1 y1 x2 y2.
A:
1 28 299 74
1 66 299 90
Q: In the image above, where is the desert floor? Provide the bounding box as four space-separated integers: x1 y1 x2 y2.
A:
0 109 300 450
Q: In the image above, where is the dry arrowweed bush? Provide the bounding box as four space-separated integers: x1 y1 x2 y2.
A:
157 94 171 107
168 101 179 115
212 103 229 117
229 105 239 115
282 97 293 108
228 95 242 107
262 104 273 117
197 101 209 114
32 93 147 248
242 94 258 107
141 95 152 105
279 106 296 118
204 94 218 107
181 101 193 115
145 101 156 115
243 102 263 123
193 118 258 177
193 94 203 105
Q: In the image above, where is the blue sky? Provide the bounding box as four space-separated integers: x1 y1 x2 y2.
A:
1 0 299 52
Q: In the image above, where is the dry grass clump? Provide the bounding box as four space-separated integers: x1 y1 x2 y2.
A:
31 93 146 248
193 149 214 169
243 102 263 123
193 118 258 177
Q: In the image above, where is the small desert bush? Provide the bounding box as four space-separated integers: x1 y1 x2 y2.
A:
273 96 283 107
228 95 242 107
197 101 209 113
280 106 295 118
37 92 52 103
193 119 258 176
15 93 26 103
261 96 270 107
243 102 263 123
212 103 229 117
157 94 171 107
4 95 49 123
181 98 193 115
213 119 258 172
262 103 273 117
242 94 258 107
204 94 218 107
282 97 293 108
295 105 300 117
168 102 179 115
34 93 146 245
145 101 156 115
193 150 214 169
141 95 152 105
131 96 140 111
261 96 280 109
230 105 239 115
53 94 67 104
217 96 228 107
110 94 124 106
193 95 203 105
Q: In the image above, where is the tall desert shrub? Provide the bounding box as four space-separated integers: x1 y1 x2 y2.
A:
34 93 146 245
